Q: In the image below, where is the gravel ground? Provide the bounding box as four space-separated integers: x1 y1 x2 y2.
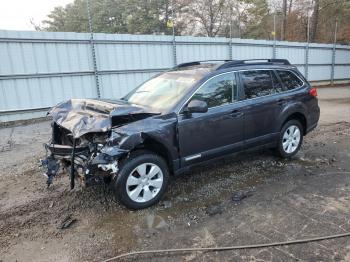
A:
1 86 350 261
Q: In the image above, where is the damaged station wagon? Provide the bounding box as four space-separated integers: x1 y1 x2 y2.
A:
42 59 320 209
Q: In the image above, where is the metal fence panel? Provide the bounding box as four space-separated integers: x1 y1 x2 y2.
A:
334 65 350 80
308 65 333 81
94 34 174 70
176 36 229 63
276 46 305 65
335 49 350 64
1 29 350 122
309 48 333 65
233 45 272 60
99 71 160 98
0 75 97 110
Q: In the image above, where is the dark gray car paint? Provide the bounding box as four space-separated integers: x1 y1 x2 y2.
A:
46 63 320 178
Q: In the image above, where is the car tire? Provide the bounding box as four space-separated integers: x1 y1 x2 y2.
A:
277 120 303 158
113 150 169 210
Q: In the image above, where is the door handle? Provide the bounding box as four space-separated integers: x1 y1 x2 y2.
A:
277 99 286 105
229 110 244 118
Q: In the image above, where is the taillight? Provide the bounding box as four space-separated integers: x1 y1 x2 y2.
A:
309 87 317 97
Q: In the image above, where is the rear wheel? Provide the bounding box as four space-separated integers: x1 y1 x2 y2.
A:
114 151 169 210
277 120 303 158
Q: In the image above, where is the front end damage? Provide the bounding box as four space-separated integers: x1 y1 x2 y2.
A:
42 132 127 188
41 98 162 189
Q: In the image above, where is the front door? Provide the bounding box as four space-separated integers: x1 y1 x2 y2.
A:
177 72 244 166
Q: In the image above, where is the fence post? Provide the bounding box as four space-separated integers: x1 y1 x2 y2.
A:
272 14 277 59
331 21 338 86
171 6 177 67
228 7 233 60
86 0 100 98
304 16 310 80
172 35 177 67
305 45 309 80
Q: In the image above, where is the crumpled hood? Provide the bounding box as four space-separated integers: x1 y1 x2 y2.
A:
48 98 158 138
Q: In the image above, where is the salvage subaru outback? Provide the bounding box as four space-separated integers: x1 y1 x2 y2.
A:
42 59 320 209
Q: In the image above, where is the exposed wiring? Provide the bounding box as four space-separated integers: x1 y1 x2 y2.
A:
101 232 350 261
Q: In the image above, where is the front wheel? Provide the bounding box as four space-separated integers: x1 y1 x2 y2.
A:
277 120 303 158
114 151 169 210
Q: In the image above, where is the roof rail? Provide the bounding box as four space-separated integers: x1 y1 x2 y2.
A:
175 59 231 69
217 59 291 70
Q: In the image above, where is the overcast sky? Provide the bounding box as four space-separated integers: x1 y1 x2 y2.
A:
0 0 72 30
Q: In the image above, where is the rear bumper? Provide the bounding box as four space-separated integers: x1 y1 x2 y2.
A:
306 104 320 135
306 122 318 134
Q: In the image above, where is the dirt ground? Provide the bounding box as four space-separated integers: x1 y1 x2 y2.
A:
1 86 350 262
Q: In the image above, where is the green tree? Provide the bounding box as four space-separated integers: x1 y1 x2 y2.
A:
239 0 270 39
43 6 68 31
43 0 89 32
188 0 226 37
41 0 350 44
124 0 173 34
42 0 175 35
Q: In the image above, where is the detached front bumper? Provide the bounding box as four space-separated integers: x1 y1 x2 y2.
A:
41 143 128 188
45 143 89 157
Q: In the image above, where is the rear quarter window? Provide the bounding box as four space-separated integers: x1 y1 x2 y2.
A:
277 70 304 90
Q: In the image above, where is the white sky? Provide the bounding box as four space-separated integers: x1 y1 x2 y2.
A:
0 0 73 30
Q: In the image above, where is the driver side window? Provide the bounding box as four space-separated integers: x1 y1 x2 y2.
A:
191 72 237 108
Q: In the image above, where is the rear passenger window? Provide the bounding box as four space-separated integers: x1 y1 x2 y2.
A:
240 70 277 99
277 70 303 90
191 72 237 108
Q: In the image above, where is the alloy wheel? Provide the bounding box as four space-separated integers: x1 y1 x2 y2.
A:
282 125 301 154
126 163 164 203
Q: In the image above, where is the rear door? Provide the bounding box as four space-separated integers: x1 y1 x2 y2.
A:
238 69 285 148
177 72 245 166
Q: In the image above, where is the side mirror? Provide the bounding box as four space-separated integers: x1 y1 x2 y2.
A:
186 99 208 113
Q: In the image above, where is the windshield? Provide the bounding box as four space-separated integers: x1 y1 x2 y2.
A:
123 71 202 111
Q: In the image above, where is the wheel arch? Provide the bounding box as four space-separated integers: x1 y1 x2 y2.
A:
281 112 307 135
129 138 175 174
